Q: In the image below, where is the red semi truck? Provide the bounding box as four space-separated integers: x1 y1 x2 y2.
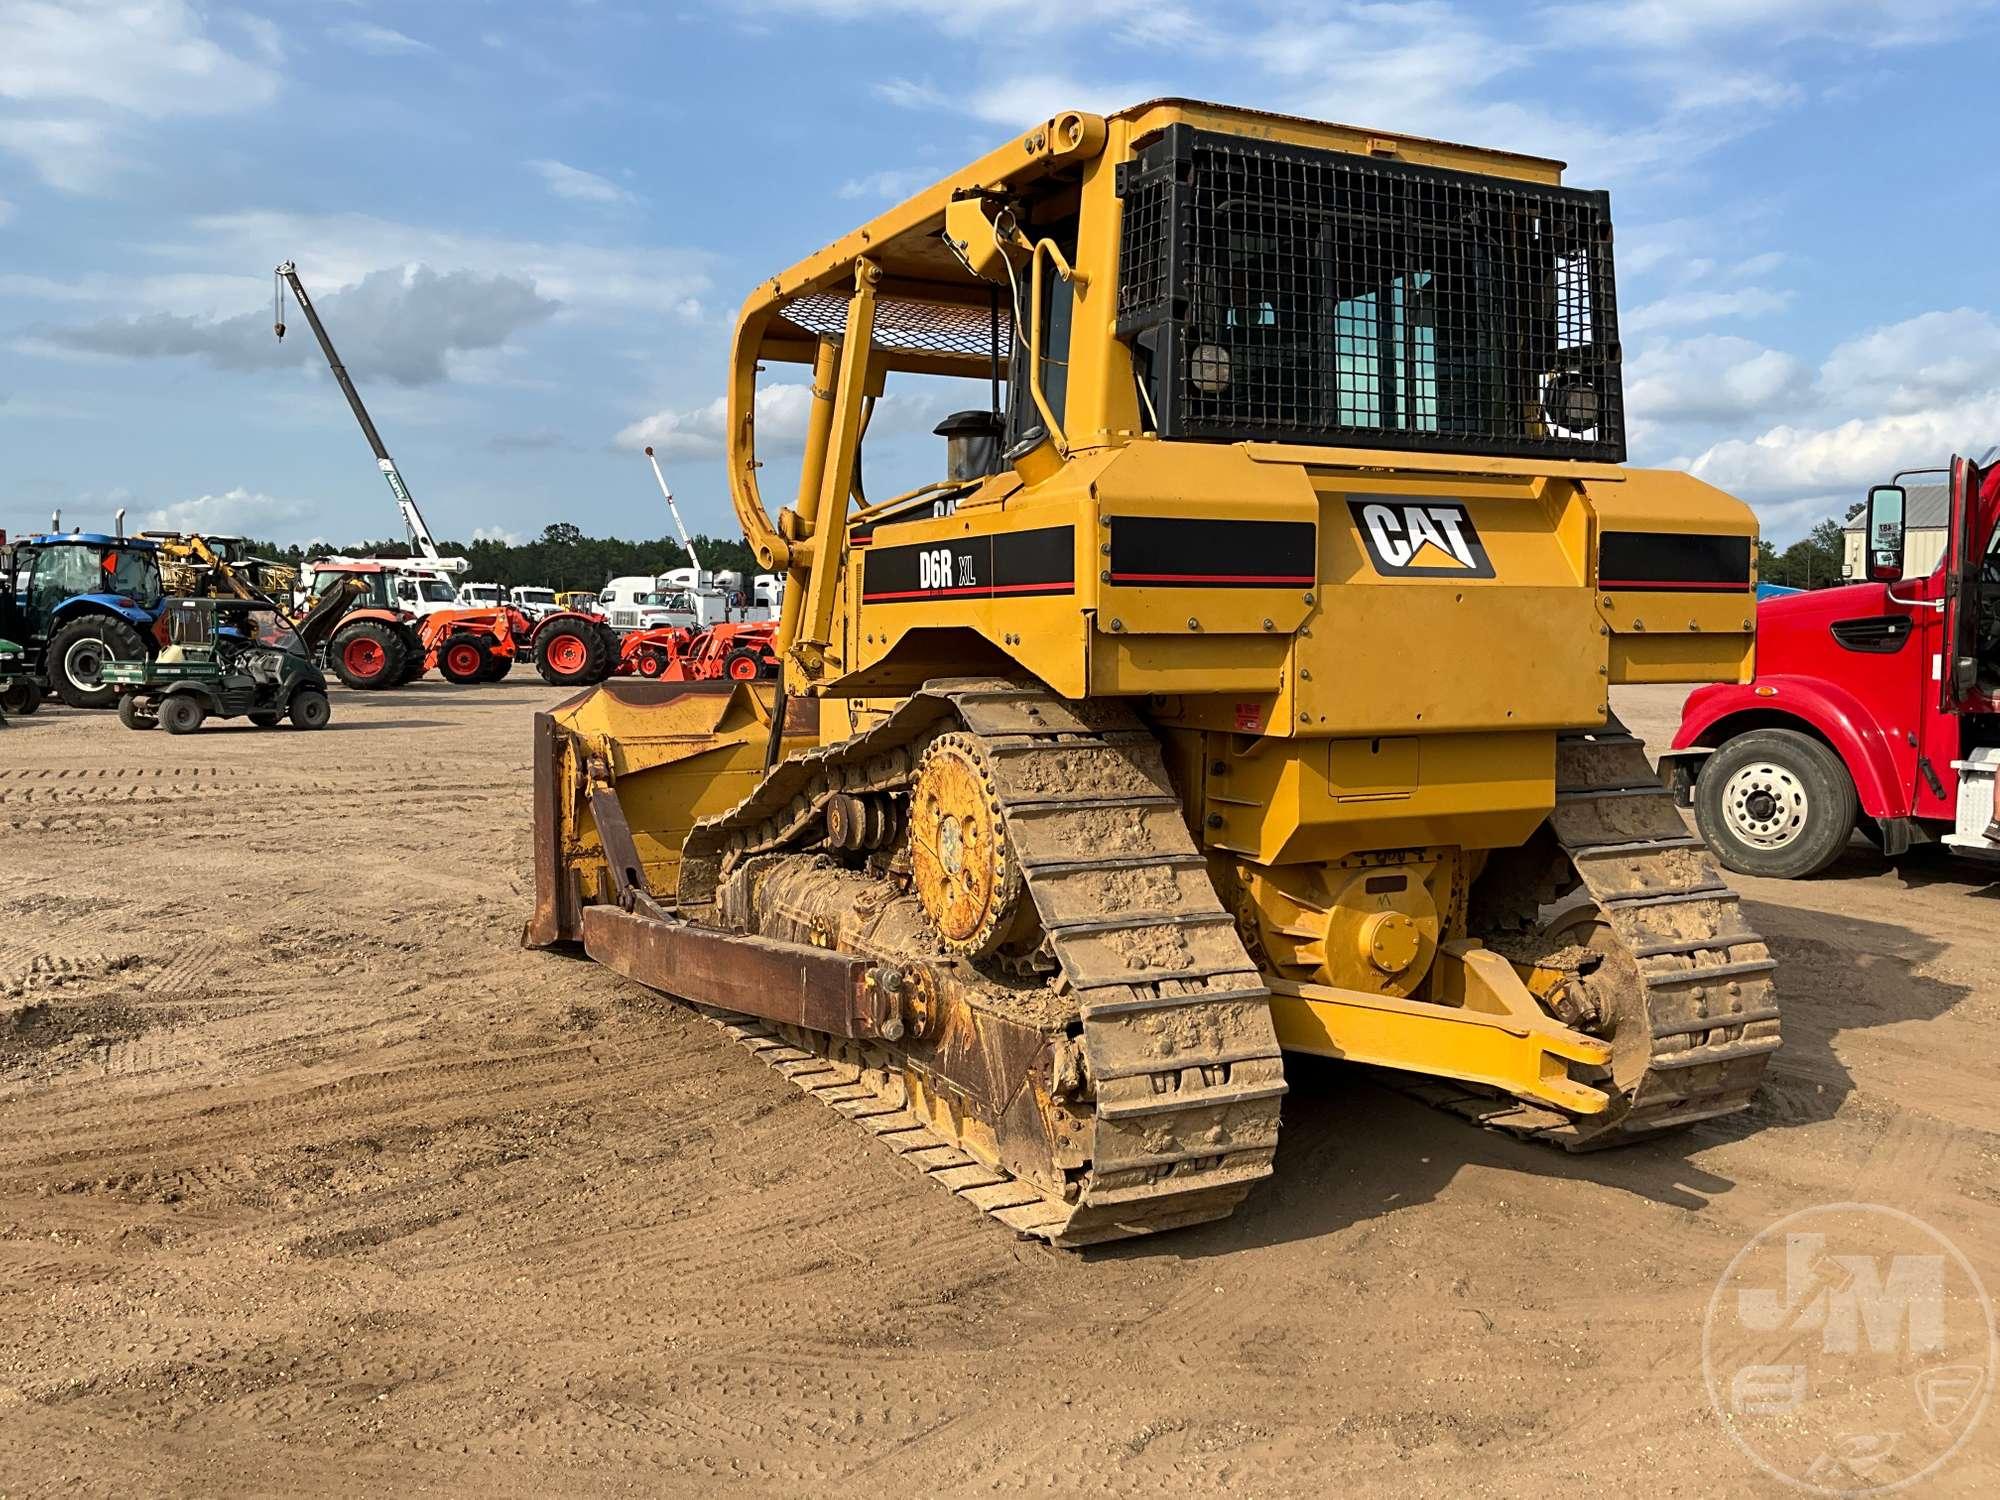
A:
1667 453 2000 877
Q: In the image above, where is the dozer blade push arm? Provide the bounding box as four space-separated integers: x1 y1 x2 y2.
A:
788 260 879 678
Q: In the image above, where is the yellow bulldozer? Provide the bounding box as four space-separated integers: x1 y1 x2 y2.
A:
528 99 1780 1247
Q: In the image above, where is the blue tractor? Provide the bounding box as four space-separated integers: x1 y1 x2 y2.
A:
1 523 166 708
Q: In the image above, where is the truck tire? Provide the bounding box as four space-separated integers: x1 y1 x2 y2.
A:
331 621 406 690
534 620 611 686
0 679 42 716
158 694 207 736
289 688 331 730
438 633 492 684
47 614 149 709
399 624 429 683
1694 728 1857 879
723 647 763 682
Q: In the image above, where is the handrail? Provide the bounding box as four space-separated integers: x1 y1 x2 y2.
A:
724 111 1108 579
1022 237 1088 456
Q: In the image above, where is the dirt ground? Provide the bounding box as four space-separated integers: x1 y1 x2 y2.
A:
2 679 1996 1496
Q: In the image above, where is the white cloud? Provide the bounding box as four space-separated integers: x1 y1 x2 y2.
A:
34 266 558 386
843 0 1934 187
1673 306 2000 516
1550 0 1978 50
1627 335 1813 424
1817 308 2000 414
328 23 431 57
0 2 281 192
0 196 13 227
527 159 635 205
0 0 280 116
145 486 313 537
873 78 948 110
757 0 1160 38
615 382 941 458
1623 287 1794 334
963 72 1164 129
472 525 524 545
837 167 932 200
157 209 716 322
0 116 120 193
616 393 744 459
1684 394 2000 507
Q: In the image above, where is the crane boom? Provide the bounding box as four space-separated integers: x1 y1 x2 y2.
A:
644 446 704 579
274 261 462 571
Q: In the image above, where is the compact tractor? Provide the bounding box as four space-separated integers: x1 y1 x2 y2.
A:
529 100 1782 1247
105 596 331 734
0 520 166 707
532 614 778 688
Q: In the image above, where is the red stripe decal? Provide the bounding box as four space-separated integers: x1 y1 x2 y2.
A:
862 581 1074 602
1599 579 1750 592
1109 571 1317 585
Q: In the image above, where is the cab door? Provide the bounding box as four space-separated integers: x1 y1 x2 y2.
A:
1939 455 1988 713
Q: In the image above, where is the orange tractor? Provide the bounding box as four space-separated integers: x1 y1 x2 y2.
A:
625 620 778 683
533 615 777 687
299 561 547 689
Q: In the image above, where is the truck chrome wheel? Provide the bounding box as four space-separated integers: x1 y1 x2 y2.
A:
1720 761 1808 849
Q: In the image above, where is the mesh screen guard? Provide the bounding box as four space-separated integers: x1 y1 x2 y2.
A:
1116 125 1624 461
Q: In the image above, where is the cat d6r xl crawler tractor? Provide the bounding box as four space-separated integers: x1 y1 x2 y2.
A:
529 100 1781 1247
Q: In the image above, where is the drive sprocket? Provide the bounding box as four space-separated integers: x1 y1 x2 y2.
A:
909 732 1028 957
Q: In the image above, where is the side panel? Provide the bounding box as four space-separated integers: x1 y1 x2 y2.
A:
1583 472 1756 685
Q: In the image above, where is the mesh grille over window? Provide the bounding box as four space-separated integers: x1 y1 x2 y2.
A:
775 292 1012 364
1116 125 1624 461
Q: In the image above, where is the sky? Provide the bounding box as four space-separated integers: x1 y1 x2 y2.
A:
4 0 1999 552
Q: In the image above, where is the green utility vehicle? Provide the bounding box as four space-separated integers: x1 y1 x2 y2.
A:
0 637 42 723
105 598 331 735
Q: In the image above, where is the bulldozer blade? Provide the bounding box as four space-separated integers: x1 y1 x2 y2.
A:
525 678 817 948
579 906 901 1041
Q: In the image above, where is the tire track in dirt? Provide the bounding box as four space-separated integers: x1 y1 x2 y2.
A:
5 682 1999 1496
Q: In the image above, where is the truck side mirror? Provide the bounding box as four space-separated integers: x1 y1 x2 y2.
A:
1865 484 1906 581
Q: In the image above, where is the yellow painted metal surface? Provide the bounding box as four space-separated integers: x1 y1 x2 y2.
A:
1204 728 1553 865
556 97 1778 1118
1268 959 1611 1116
547 684 806 902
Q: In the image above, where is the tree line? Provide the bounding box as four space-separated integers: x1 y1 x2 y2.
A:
1756 514 1851 591
240 523 764 591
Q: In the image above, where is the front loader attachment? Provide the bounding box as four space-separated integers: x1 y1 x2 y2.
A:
525 679 816 947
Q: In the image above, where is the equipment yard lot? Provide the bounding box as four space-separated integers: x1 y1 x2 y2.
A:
3 683 1996 1496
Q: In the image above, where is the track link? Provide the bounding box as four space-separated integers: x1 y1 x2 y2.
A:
678 679 1286 1247
1414 719 1782 1148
